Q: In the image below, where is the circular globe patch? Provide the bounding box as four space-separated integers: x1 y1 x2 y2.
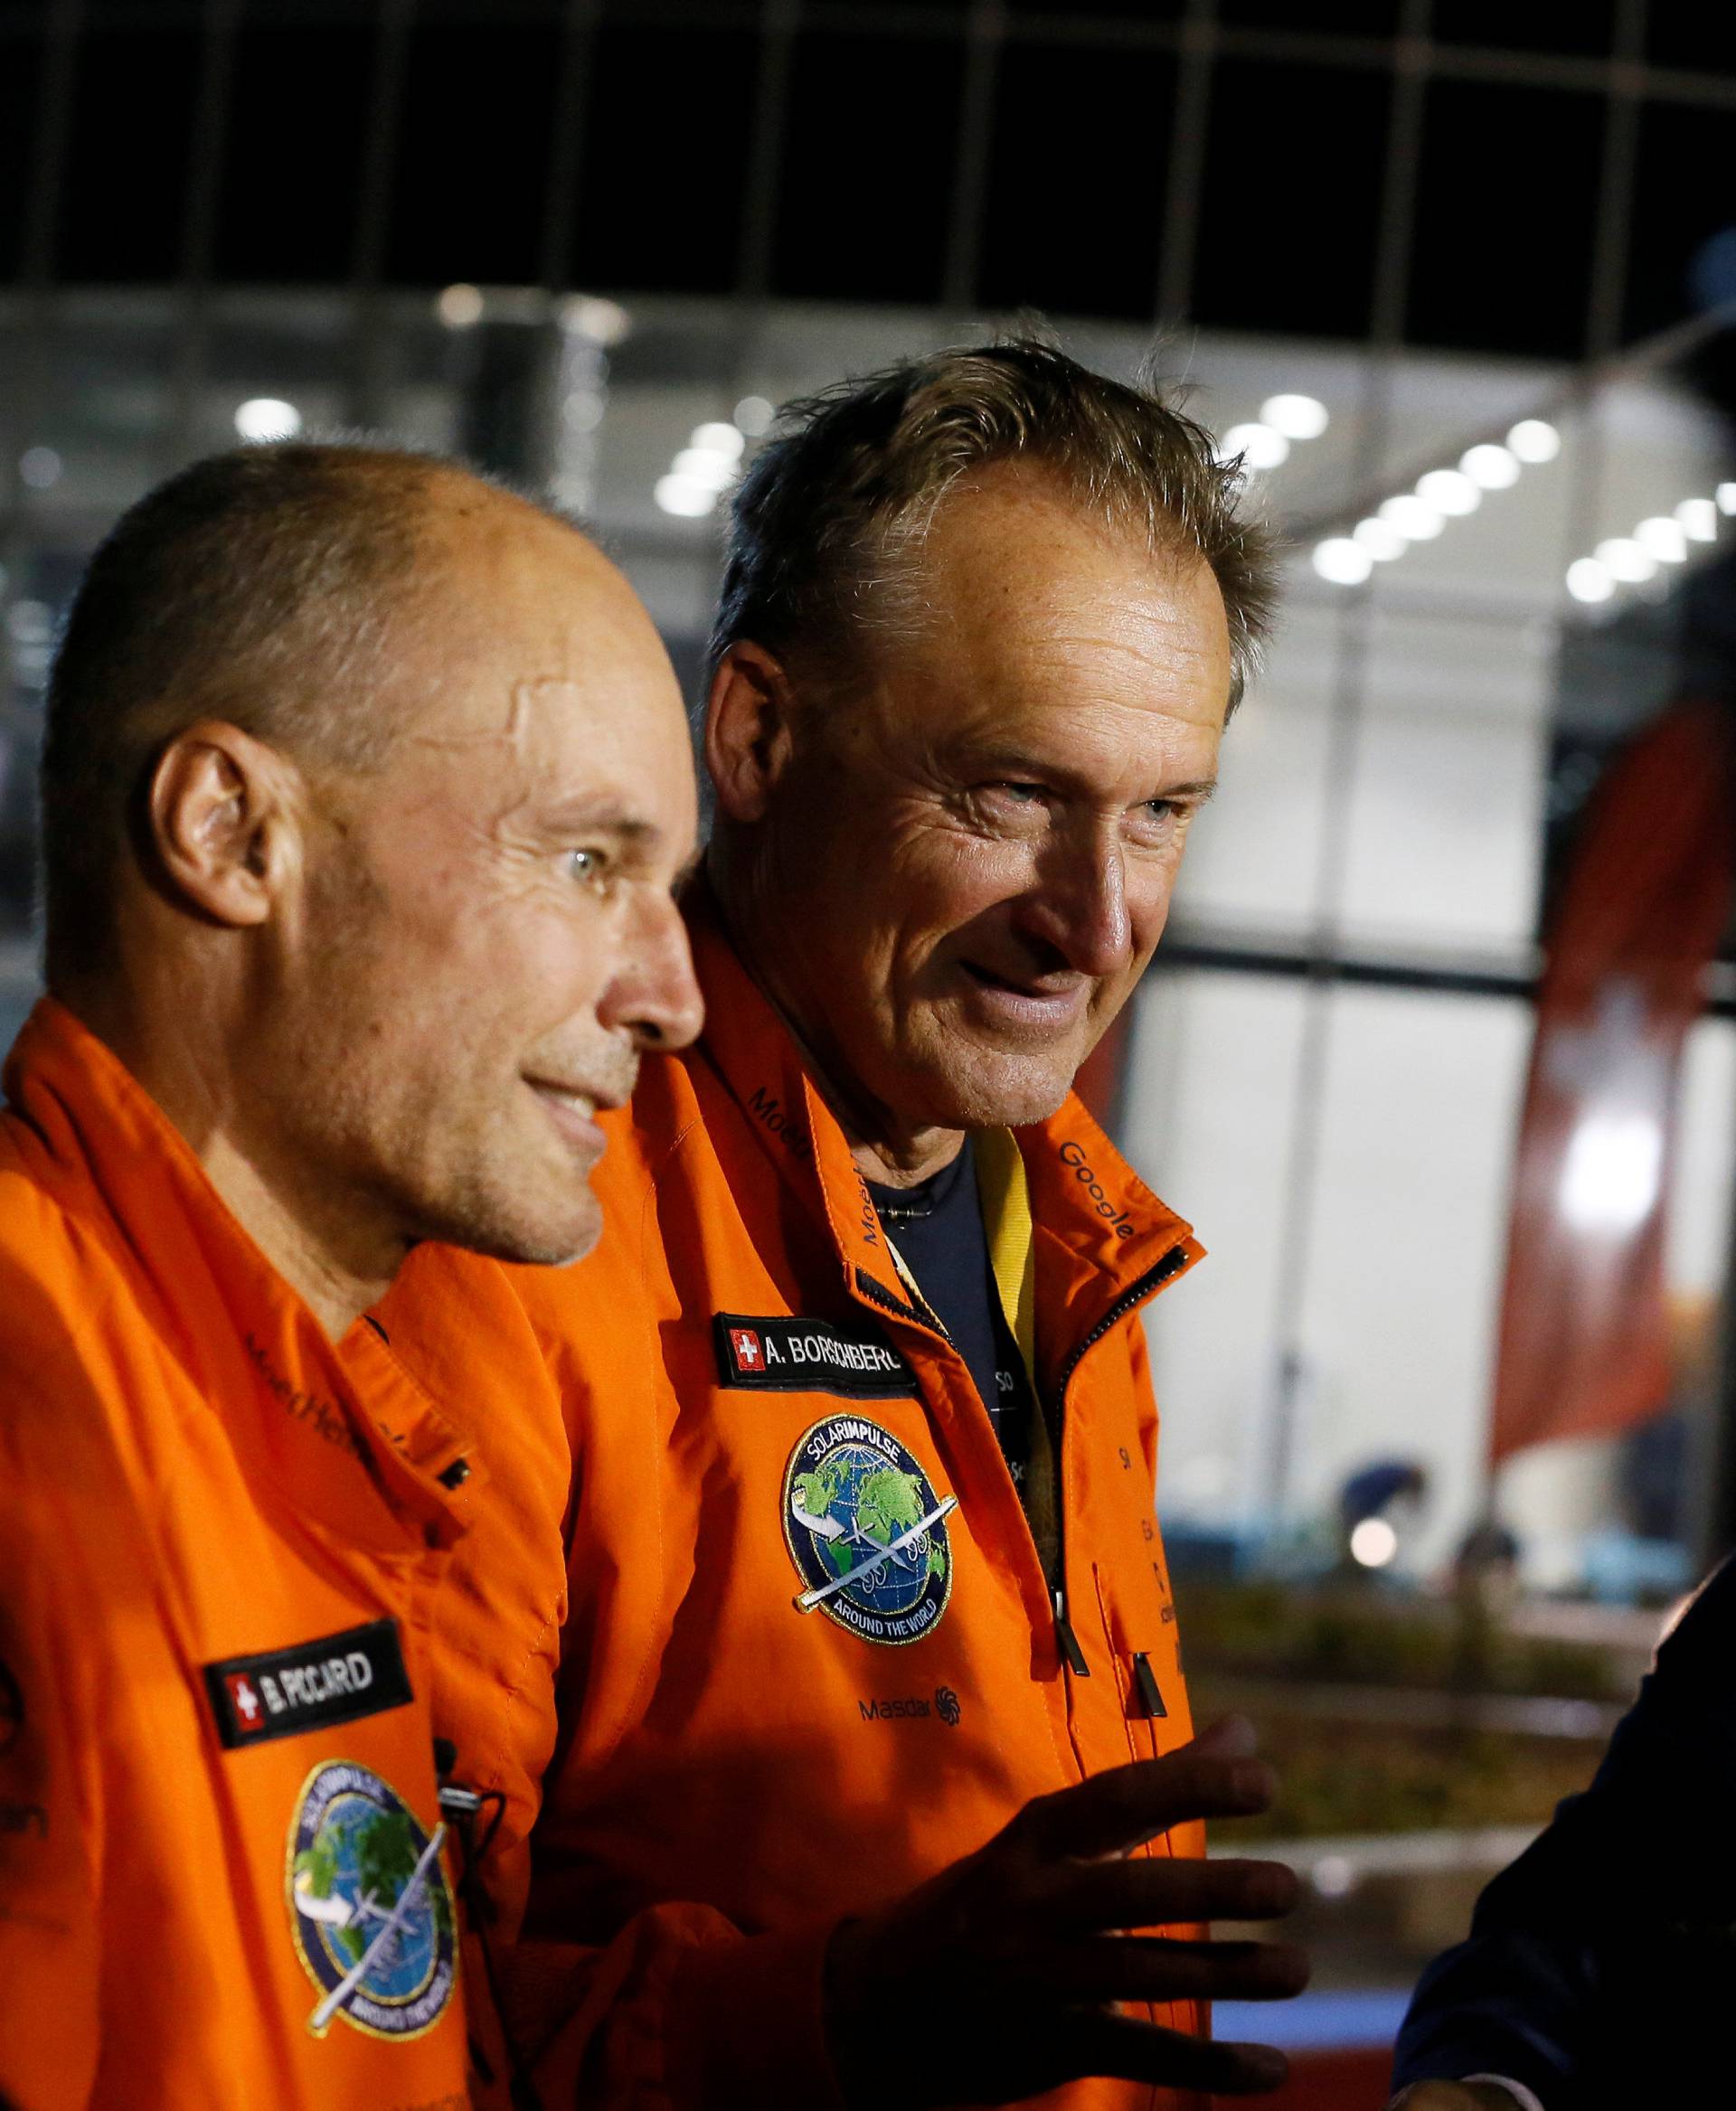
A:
286 1759 458 2040
783 1414 958 1645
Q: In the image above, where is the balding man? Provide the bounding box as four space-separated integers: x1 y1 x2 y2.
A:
393 341 1308 2110
0 445 700 2107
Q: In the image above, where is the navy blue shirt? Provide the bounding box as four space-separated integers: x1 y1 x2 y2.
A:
866 1137 1034 1494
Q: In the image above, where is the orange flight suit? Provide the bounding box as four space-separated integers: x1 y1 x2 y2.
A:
0 999 569 2108
396 889 1211 2111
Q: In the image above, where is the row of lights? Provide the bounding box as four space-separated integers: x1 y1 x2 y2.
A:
1564 485 1736 604
654 395 774 519
1221 391 1330 472
1313 418 1562 587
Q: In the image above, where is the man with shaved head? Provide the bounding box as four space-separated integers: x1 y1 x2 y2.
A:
0 444 700 2106
402 341 1309 2110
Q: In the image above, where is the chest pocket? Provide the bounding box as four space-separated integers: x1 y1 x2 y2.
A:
1091 1561 1184 1767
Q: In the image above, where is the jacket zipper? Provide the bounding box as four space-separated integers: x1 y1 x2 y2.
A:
1046 1241 1193 1679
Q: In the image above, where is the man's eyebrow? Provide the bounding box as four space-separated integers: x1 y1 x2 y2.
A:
539 800 659 842
1161 777 1219 804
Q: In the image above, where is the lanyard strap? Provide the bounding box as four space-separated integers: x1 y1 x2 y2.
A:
973 1126 1037 1388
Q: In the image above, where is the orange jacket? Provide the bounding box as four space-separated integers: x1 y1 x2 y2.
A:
0 1000 569 2108
398 893 1211 2111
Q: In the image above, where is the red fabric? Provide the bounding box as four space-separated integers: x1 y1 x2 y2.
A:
1489 699 1734 1463
1252 2045 1392 2111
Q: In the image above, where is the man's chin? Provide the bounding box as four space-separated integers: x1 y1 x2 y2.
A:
417 1183 603 1272
902 1042 1080 1135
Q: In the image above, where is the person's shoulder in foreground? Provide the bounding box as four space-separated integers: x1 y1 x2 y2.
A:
438 335 1316 2111
0 438 701 2110
1387 1554 1736 2111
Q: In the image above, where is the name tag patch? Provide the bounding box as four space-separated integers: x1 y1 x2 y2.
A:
203 1618 412 1750
715 1313 918 1399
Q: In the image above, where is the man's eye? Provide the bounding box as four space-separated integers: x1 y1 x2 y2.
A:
565 848 606 884
987 782 1044 805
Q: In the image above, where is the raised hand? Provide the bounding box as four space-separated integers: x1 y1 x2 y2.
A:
824 1716 1308 2108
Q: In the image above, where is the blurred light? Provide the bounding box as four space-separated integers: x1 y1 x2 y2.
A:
1595 537 1656 583
5 599 53 644
18 446 61 490
564 294 632 346
1353 517 1406 561
1461 443 1520 490
437 282 484 328
1507 419 1561 464
1560 1109 1663 1237
1349 1518 1398 1569
1312 1855 1356 1899
1565 558 1615 604
1719 483 1736 516
1636 515 1688 563
1222 422 1290 472
672 447 736 488
562 389 605 434
1676 496 1719 542
655 475 716 518
234 397 302 443
734 394 775 437
1416 468 1480 516
691 421 745 462
1260 392 1329 440
1379 494 1443 541
1313 538 1373 585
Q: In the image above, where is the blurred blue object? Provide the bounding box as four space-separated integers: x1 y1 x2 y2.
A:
1579 1527 1691 1604
1689 226 1736 312
1217 1987 1410 2051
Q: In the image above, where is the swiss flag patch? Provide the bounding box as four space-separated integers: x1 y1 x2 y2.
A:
730 1328 765 1371
226 1673 266 1732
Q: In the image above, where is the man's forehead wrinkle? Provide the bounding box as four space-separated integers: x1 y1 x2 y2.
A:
398 673 584 758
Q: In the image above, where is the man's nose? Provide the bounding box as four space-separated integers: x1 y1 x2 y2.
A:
600 889 704 1052
1029 828 1134 979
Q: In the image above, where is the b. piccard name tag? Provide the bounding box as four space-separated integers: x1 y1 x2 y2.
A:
714 1313 918 1399
203 1617 413 1750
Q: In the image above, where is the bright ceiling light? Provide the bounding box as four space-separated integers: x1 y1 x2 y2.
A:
1416 468 1480 516
1313 537 1373 585
234 397 302 443
1717 483 1736 515
437 282 484 329
672 447 735 487
1353 517 1405 561
1595 537 1656 583
1507 419 1561 464
1379 494 1443 541
690 421 745 461
733 394 775 437
563 294 632 345
1676 497 1719 542
1222 422 1290 472
1461 443 1520 490
655 475 716 518
1349 1517 1398 1569
1566 558 1615 604
1260 392 1329 440
1636 515 1688 563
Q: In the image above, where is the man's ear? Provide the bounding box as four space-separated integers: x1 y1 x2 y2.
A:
704 640 801 825
146 721 305 930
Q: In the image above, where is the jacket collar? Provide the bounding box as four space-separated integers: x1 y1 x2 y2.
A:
1 997 477 1552
684 883 1203 1364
